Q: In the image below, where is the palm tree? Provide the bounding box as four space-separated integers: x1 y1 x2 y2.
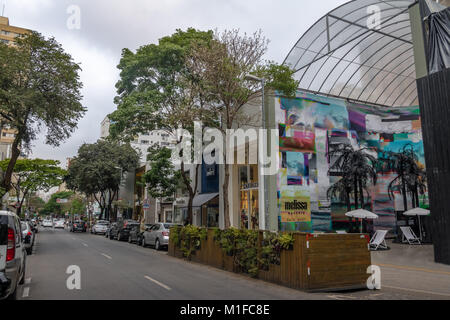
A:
327 143 378 210
380 144 426 211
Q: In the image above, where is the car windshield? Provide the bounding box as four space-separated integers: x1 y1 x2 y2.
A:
97 221 109 225
21 222 28 230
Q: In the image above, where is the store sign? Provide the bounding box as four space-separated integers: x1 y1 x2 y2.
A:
56 198 69 204
241 182 258 190
280 197 311 223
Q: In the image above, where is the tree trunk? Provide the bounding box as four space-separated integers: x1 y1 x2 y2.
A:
0 134 22 197
401 178 408 211
354 176 359 209
346 191 351 212
223 163 231 229
359 178 364 210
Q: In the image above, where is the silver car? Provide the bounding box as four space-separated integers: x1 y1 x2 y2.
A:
141 223 181 250
91 220 109 235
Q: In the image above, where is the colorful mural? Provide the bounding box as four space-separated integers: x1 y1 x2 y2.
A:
276 92 425 233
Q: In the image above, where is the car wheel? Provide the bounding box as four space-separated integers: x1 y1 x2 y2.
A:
26 247 32 255
109 233 114 240
6 284 18 300
155 239 161 251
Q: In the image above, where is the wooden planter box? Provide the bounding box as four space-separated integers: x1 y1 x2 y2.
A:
169 229 371 291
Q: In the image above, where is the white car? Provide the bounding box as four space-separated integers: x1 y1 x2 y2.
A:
91 221 109 234
42 219 53 228
54 220 65 229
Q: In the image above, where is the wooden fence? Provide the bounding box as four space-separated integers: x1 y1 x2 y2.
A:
168 229 371 291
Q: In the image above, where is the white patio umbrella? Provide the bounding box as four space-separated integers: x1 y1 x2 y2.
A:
345 209 379 233
403 207 430 240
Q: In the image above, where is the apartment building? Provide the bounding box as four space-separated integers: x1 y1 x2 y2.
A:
0 17 31 160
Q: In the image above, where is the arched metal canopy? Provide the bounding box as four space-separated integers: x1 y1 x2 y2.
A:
284 0 418 107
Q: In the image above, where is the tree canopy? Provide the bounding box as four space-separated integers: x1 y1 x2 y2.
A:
65 139 140 220
0 158 66 215
0 32 85 196
143 145 180 200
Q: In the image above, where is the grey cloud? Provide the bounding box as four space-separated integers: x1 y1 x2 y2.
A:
4 0 348 162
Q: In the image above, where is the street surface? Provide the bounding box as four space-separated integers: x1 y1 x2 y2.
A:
20 227 450 300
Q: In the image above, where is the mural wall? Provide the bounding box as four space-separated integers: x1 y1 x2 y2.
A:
276 91 426 232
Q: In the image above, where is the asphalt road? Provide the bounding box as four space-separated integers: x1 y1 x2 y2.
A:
19 227 450 300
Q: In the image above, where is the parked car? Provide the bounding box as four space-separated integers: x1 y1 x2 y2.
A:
106 222 117 239
114 219 140 241
54 219 65 229
0 211 26 300
141 223 181 250
91 220 109 235
42 219 53 228
128 224 152 244
69 220 87 233
20 221 35 255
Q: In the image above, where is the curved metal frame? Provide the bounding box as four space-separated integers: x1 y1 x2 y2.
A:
284 0 417 107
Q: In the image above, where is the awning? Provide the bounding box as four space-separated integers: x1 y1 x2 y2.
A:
192 193 219 207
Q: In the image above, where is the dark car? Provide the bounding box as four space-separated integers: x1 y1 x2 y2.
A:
69 220 87 233
113 219 140 241
128 224 153 244
1 211 26 300
106 222 116 238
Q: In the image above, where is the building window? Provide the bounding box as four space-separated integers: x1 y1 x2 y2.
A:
140 140 149 145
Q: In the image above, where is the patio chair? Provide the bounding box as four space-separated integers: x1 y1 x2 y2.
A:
369 230 388 250
400 226 421 245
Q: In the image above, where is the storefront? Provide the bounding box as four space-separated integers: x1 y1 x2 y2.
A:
239 165 259 230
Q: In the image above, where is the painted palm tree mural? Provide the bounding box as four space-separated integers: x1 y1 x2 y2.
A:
380 144 427 211
327 143 378 211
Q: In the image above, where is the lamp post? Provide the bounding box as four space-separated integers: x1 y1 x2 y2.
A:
244 74 268 231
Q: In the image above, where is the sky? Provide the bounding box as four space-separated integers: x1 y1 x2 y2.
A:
2 0 348 167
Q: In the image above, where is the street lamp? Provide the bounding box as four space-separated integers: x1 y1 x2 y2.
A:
244 74 269 231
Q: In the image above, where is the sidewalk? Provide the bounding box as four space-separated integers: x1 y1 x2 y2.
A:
371 240 450 299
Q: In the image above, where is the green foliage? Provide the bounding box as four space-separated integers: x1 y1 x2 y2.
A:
213 228 295 278
41 191 74 216
173 227 295 278
0 32 85 196
143 145 180 199
109 28 214 141
65 139 139 217
171 225 207 260
0 158 66 194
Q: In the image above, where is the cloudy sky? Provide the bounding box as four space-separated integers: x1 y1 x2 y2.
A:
3 0 347 167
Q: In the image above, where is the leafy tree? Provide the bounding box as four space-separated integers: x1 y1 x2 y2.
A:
143 145 180 200
109 28 216 224
328 143 378 210
187 29 299 228
0 159 66 216
0 32 85 197
65 139 139 220
28 196 46 214
41 191 74 217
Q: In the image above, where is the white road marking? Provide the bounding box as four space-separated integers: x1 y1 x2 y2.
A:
82 243 88 247
22 287 30 298
25 278 31 284
144 275 172 291
101 253 112 260
383 285 450 298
